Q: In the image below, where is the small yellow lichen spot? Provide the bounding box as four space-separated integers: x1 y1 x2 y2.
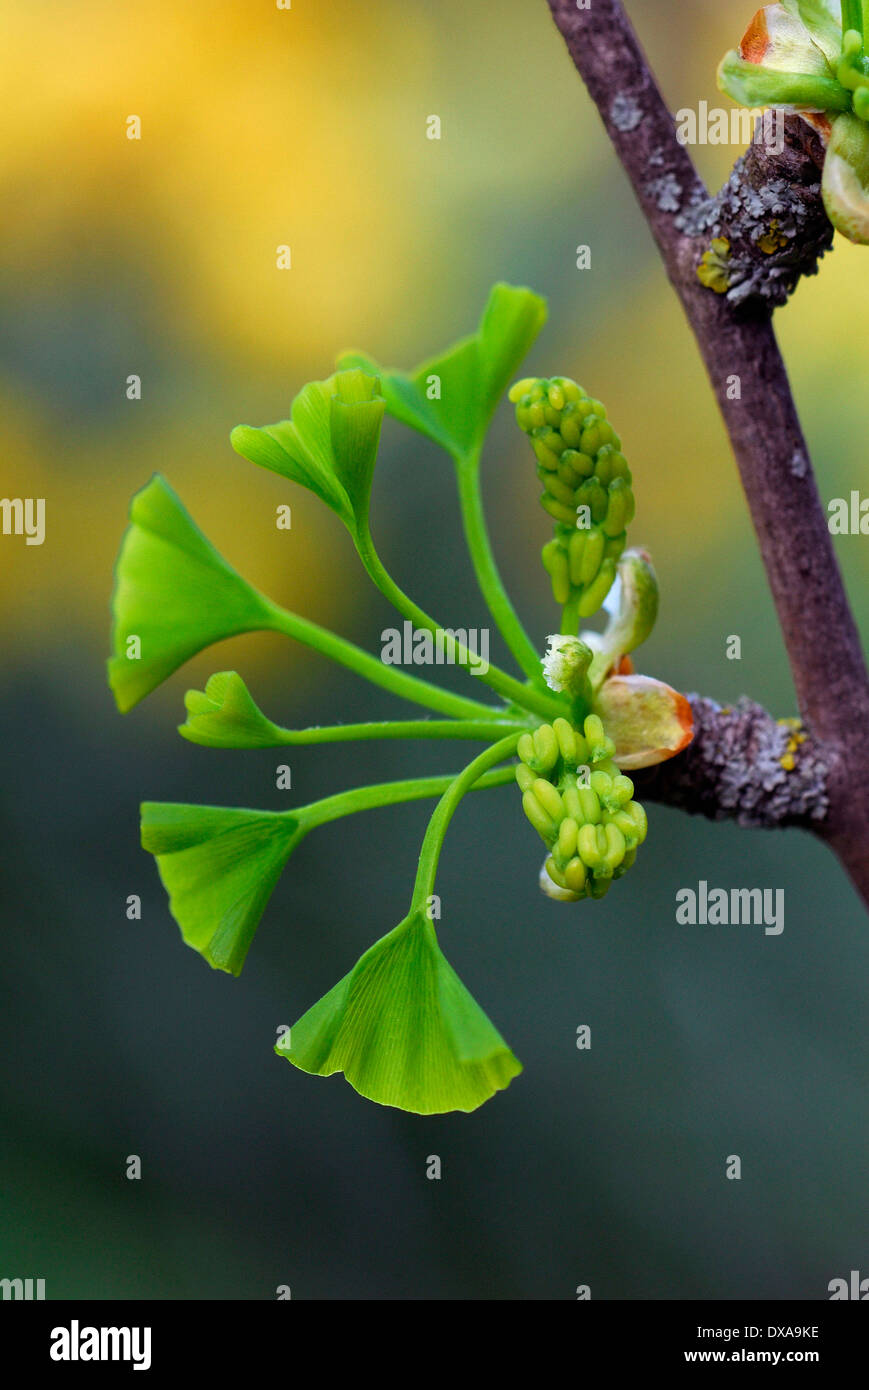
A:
757 219 788 254
779 726 803 771
697 237 732 293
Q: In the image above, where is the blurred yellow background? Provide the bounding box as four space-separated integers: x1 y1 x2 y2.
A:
2 0 866 685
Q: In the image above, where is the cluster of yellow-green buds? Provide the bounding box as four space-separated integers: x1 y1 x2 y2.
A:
516 713 648 902
508 376 635 619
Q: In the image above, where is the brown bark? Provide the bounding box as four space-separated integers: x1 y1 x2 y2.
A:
545 0 869 905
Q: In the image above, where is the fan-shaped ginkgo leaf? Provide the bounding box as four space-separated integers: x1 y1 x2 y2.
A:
179 671 286 748
277 909 522 1114
230 368 384 529
141 802 304 975
339 283 547 460
108 475 278 713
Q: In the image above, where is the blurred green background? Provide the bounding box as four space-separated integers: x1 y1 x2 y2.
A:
2 0 868 1300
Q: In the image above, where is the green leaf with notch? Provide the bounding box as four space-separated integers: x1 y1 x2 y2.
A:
179 671 288 748
141 802 304 975
108 475 279 713
338 282 547 460
277 908 522 1113
230 368 385 530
